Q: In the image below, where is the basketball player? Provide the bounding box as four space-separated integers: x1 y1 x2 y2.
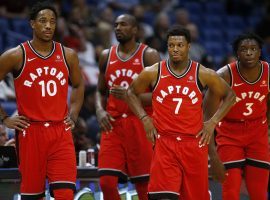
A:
0 2 84 199
95 14 160 200
125 25 235 199
205 33 270 200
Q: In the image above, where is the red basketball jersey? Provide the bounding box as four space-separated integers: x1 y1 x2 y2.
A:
224 61 270 120
152 60 203 136
14 41 69 121
105 43 149 117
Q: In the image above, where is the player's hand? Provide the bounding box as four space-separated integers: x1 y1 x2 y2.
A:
64 116 76 130
196 120 216 146
141 116 157 143
96 108 115 133
3 115 30 131
4 138 15 147
110 85 127 101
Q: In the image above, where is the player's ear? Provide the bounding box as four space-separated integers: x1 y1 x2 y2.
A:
30 20 35 29
132 26 138 35
188 43 191 50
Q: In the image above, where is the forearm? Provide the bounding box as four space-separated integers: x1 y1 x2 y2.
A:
208 136 218 159
126 87 148 119
210 90 235 124
95 90 106 112
69 83 84 122
138 93 152 107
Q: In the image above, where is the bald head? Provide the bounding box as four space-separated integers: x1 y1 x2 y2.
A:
116 14 138 28
114 14 138 44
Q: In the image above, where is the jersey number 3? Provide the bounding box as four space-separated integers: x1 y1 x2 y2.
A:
243 102 254 116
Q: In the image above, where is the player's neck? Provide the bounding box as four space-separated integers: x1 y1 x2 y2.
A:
118 39 138 52
169 58 190 75
29 39 54 56
118 41 138 59
238 61 262 81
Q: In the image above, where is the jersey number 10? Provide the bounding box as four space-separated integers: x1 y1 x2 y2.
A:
38 80 57 97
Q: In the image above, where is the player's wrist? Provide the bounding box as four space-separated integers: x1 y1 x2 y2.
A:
0 115 9 123
70 116 77 125
211 118 218 125
139 114 148 121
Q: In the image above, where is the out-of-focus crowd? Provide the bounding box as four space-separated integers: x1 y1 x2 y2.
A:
0 0 270 158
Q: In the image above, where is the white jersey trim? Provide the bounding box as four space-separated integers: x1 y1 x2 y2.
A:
223 159 246 164
14 44 27 80
152 62 162 92
116 43 142 62
49 181 76 185
247 157 270 165
98 168 128 176
27 40 56 59
195 62 202 94
59 44 70 76
236 61 263 85
148 191 180 195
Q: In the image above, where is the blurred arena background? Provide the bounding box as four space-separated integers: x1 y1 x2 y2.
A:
0 0 269 199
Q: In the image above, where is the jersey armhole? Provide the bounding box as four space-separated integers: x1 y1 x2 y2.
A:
102 48 111 74
196 64 204 92
142 46 149 68
152 62 161 91
227 64 233 87
61 44 70 72
267 62 270 91
61 44 72 86
13 44 25 79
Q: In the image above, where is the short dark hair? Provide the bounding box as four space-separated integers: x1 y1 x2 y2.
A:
166 25 191 43
29 1 57 20
232 32 264 55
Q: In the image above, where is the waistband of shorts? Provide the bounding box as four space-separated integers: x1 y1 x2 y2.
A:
223 116 266 124
29 120 64 126
156 132 199 141
111 111 152 120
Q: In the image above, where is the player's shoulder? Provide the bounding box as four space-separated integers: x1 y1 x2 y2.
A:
62 45 77 58
144 45 159 55
216 65 231 80
217 65 229 74
198 64 216 77
100 48 110 58
1 45 23 62
144 62 159 72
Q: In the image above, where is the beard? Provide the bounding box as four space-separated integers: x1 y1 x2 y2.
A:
116 34 132 44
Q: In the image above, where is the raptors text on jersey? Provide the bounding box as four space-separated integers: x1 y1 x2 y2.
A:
152 60 203 136
224 61 270 120
14 41 69 121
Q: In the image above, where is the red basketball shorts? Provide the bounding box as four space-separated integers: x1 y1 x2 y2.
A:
216 117 270 169
148 134 210 200
98 115 153 183
17 121 76 199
